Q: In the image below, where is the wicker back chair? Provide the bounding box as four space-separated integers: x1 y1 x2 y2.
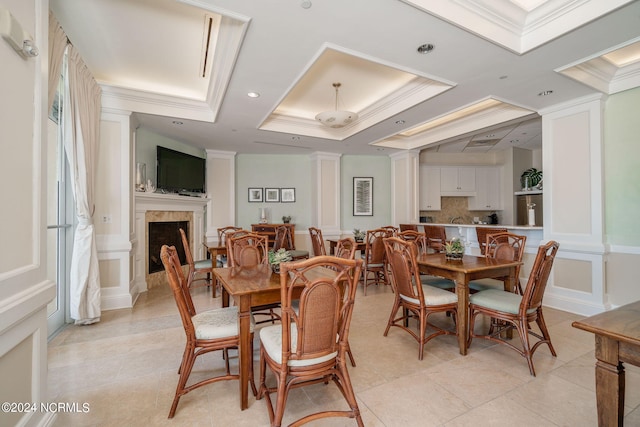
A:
160 245 256 418
381 225 399 236
308 227 326 256
383 237 458 360
257 255 364 427
469 240 560 376
398 230 456 291
399 223 418 232
335 237 357 260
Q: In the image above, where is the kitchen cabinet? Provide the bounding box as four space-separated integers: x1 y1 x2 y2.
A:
468 167 502 210
419 166 441 210
440 167 476 196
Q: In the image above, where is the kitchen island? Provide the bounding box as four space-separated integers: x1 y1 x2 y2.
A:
418 223 543 255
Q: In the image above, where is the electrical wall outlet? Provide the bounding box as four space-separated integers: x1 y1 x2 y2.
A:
102 214 112 224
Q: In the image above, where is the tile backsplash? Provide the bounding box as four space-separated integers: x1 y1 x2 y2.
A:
420 197 497 224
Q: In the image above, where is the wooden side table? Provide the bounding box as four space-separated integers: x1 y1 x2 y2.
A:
572 301 640 426
251 223 295 249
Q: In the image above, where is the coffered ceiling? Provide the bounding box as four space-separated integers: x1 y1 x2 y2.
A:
50 0 640 155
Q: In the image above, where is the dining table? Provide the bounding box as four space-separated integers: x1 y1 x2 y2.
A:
416 252 522 355
212 263 337 410
572 301 640 427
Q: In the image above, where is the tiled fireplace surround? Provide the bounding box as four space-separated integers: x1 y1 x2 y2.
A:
134 193 208 291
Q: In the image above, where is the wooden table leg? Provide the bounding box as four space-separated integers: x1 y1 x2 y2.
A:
455 274 469 355
237 295 252 410
594 335 624 427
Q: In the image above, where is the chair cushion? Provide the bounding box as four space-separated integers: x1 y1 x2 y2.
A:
365 263 384 268
399 284 458 306
260 324 337 367
192 306 254 340
195 259 213 270
420 275 455 289
469 289 536 315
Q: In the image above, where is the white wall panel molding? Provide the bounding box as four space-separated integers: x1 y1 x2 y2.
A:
541 96 608 315
389 150 419 225
205 150 236 243
310 152 342 237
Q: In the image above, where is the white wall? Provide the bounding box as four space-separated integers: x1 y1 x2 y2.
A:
0 1 56 426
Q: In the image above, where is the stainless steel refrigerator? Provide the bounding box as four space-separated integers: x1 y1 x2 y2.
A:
516 193 543 226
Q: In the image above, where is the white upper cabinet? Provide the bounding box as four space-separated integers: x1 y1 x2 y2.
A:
469 167 503 210
440 167 476 196
419 166 441 210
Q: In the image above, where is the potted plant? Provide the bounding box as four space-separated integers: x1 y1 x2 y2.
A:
353 229 366 243
282 215 292 224
268 248 292 273
444 237 465 261
520 168 543 190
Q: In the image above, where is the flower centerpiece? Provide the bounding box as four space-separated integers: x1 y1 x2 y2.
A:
353 229 365 243
444 237 465 261
268 248 292 273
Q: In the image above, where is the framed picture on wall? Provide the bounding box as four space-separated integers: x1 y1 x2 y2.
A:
265 188 280 202
280 188 296 203
248 187 263 202
353 177 373 216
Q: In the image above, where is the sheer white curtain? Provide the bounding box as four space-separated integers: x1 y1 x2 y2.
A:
62 45 102 325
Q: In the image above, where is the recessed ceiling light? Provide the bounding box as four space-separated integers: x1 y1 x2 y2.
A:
172 121 183 125
376 148 385 151
417 43 435 54
247 92 260 98
510 139 520 143
538 90 553 96
300 0 312 8
291 136 300 141
395 120 405 125
499 75 508 79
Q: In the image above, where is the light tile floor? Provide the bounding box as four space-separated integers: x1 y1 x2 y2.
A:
48 283 640 426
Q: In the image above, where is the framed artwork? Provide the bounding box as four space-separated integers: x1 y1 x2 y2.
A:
280 188 296 203
265 188 280 202
353 177 373 216
248 187 263 202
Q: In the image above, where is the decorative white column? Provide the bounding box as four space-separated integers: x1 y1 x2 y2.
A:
390 150 420 225
310 152 342 239
205 150 236 244
540 94 607 315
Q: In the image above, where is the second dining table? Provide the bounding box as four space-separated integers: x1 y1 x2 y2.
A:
213 263 338 410
416 252 522 356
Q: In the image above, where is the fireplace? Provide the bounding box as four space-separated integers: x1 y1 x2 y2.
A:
135 192 209 291
148 221 188 273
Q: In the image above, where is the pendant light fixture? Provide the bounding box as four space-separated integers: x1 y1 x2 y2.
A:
315 82 358 128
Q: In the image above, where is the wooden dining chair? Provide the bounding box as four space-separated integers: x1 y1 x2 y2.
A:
423 225 447 252
227 232 280 324
468 240 559 376
361 228 392 295
160 245 256 418
273 225 309 260
381 225 399 236
469 232 527 294
179 228 213 291
383 237 458 360
476 227 508 255
398 230 456 291
399 223 418 232
334 237 357 261
308 227 326 257
257 255 364 427
217 226 243 265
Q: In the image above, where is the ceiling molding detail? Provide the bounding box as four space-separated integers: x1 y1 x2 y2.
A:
400 0 636 54
372 98 536 150
556 38 640 95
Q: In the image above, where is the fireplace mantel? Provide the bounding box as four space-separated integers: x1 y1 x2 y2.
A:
135 192 209 211
134 192 210 292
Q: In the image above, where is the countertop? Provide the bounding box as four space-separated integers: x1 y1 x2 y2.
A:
419 223 543 230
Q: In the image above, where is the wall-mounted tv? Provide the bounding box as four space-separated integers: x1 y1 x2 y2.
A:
156 146 206 194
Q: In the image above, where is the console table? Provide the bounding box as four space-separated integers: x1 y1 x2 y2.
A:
572 301 640 426
251 223 295 249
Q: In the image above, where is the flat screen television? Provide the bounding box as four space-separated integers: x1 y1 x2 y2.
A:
156 146 206 194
